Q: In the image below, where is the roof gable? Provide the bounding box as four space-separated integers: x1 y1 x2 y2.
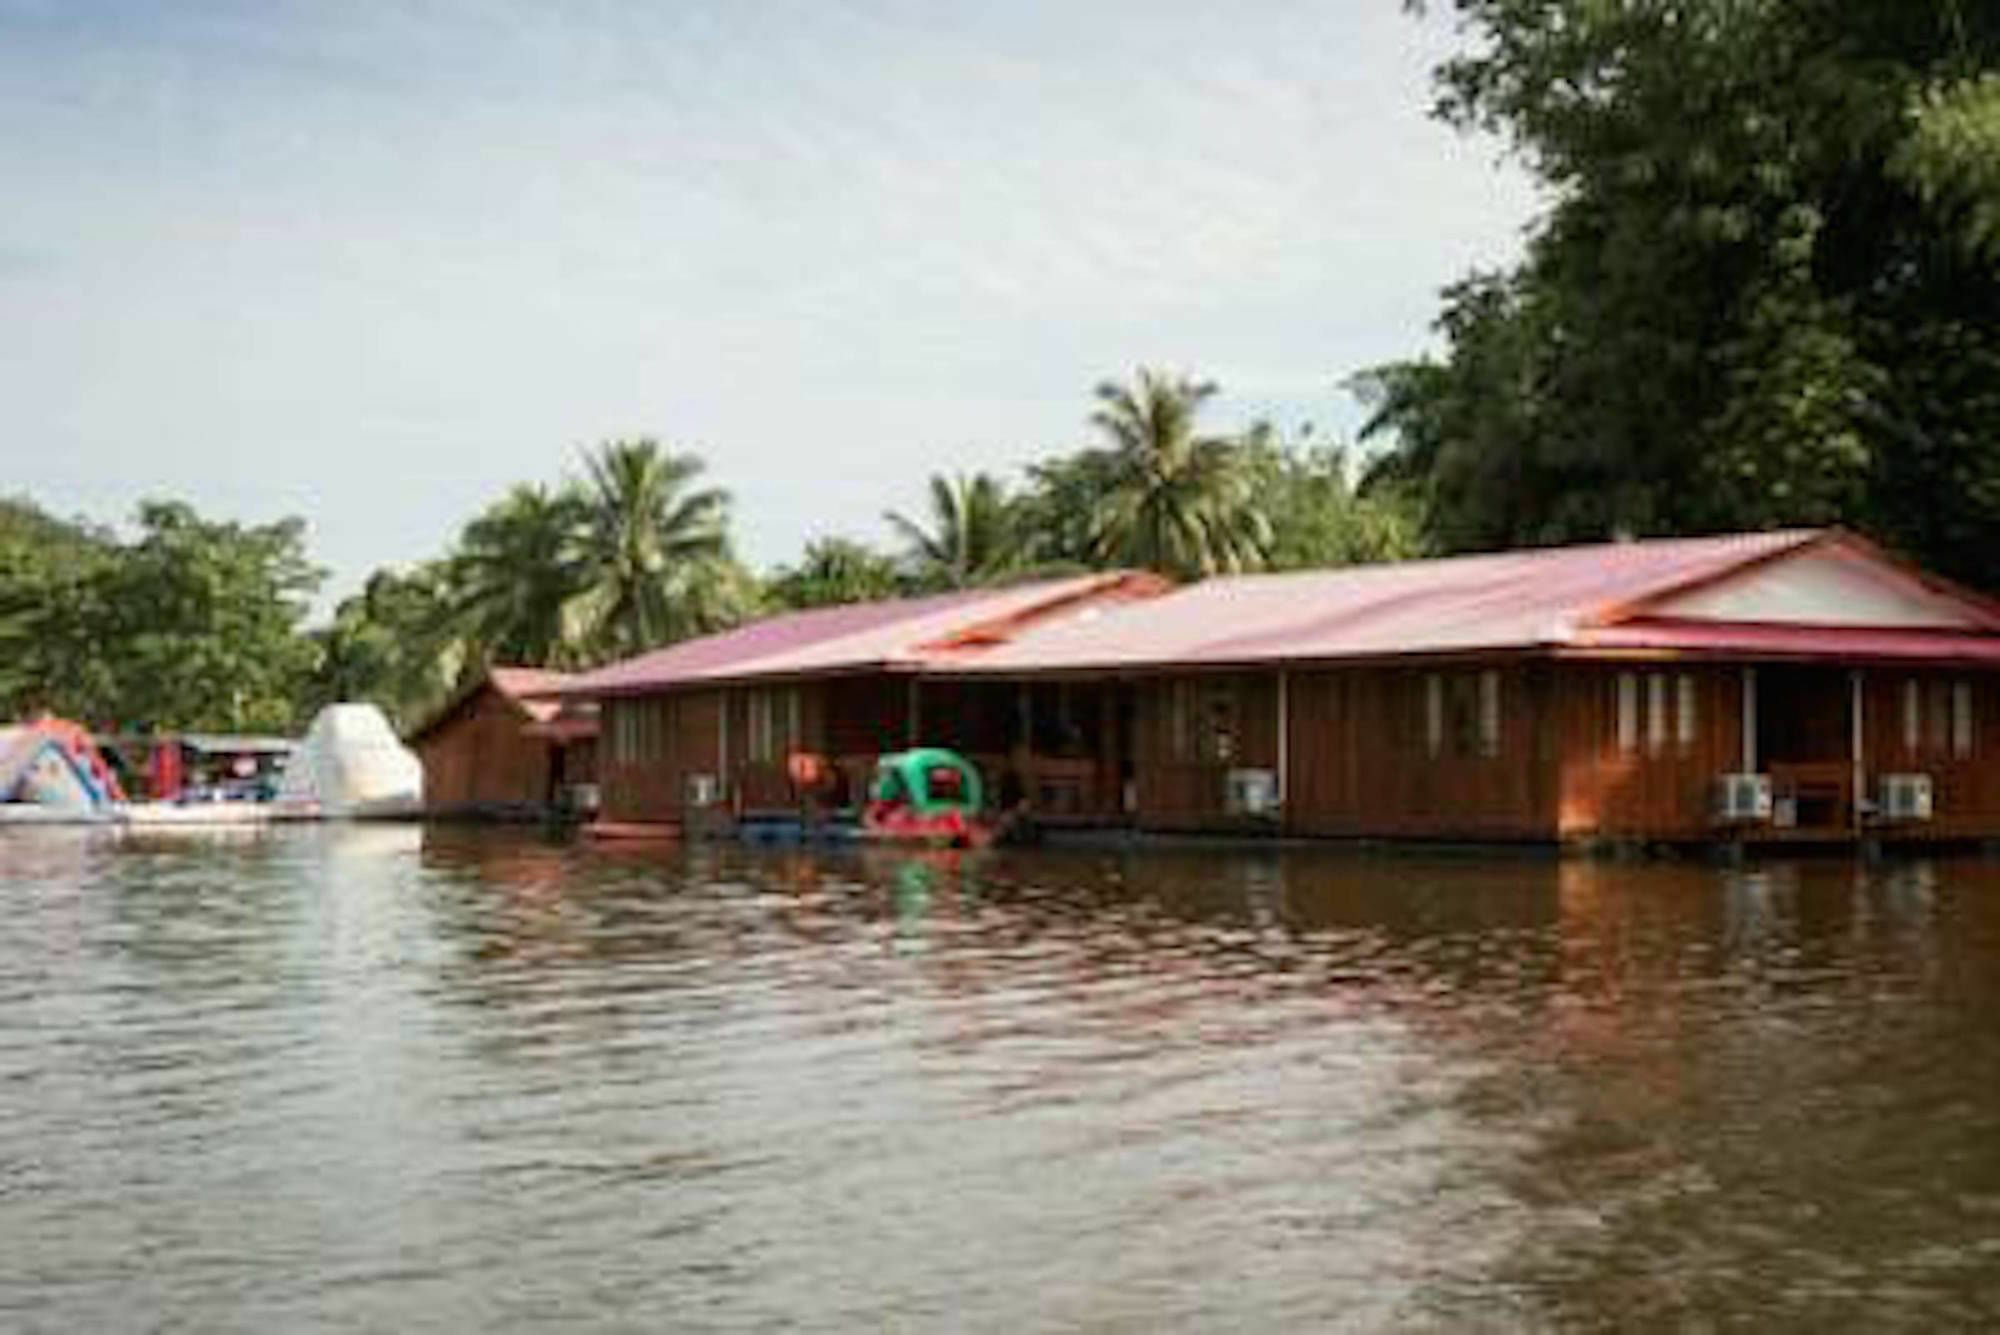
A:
1627 538 1999 631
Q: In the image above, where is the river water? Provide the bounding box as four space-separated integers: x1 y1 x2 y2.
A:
3 827 1998 1330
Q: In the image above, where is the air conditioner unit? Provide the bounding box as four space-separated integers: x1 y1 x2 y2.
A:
1714 773 1773 824
685 773 721 807
1878 773 1934 823
1225 768 1280 817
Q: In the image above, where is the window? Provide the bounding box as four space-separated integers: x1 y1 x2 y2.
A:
1425 674 1444 758
1646 674 1668 753
1201 685 1239 764
1904 680 1922 756
1478 670 1502 758
1953 681 1975 759
1928 682 1952 754
1168 680 1237 763
1616 673 1639 752
1676 674 1697 748
745 687 802 764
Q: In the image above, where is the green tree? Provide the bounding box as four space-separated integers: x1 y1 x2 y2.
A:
1366 0 2000 589
885 472 1020 589
447 483 590 666
85 501 322 731
1014 450 1121 571
1244 428 1425 570
0 498 117 721
767 537 903 609
1082 368 1270 578
307 564 466 731
568 439 745 656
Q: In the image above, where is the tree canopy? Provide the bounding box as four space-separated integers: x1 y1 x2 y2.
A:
1364 0 2000 590
1 498 322 731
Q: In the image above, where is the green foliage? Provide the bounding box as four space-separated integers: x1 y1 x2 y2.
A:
314 439 752 726
0 498 117 721
1079 369 1271 580
1 498 322 731
448 484 592 667
1369 0 2000 589
767 537 904 609
885 472 1021 590
1243 430 1426 570
566 439 746 658
305 565 464 733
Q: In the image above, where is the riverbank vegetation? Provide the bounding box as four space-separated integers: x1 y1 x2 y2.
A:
1 370 1411 732
1361 0 2000 589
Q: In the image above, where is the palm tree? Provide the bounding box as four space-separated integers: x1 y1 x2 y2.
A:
568 439 738 657
885 471 1018 589
448 484 590 666
1084 368 1271 578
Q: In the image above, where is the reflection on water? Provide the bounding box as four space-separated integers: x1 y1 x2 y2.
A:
4 827 1999 1329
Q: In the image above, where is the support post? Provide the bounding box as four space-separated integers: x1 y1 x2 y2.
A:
1741 667 1758 773
718 690 730 796
1851 669 1865 831
907 678 921 747
1276 669 1290 813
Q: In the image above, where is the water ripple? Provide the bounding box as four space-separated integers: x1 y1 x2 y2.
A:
2 829 1999 1329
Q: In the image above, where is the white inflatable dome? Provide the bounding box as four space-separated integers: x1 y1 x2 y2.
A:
278 704 422 818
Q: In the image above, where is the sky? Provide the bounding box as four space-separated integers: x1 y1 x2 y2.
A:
0 0 1539 610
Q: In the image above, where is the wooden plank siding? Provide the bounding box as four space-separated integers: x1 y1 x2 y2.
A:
417 688 556 813
1862 669 2000 842
597 662 2000 844
1131 674 1279 832
600 675 900 823
1553 662 1745 840
598 690 724 824
1285 664 1559 840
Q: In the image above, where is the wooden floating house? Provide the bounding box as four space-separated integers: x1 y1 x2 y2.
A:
542 529 2000 848
410 667 599 820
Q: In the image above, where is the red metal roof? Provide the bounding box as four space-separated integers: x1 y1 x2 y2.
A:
485 667 571 723
944 531 1832 672
554 531 2000 695
407 666 576 742
564 571 1166 696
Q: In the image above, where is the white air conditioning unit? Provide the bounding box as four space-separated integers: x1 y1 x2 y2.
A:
1878 773 1934 823
684 773 721 807
1714 773 1773 824
1225 768 1280 817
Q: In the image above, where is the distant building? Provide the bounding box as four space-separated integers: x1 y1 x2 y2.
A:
409 668 597 820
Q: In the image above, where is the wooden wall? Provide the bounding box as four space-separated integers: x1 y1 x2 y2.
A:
594 663 2000 843
1284 664 1560 840
418 688 554 812
598 690 724 824
1131 673 1279 832
1553 662 1745 840
1550 663 2000 843
1861 669 2000 842
599 677 895 822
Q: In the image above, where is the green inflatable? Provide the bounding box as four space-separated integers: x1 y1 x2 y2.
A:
869 748 985 816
